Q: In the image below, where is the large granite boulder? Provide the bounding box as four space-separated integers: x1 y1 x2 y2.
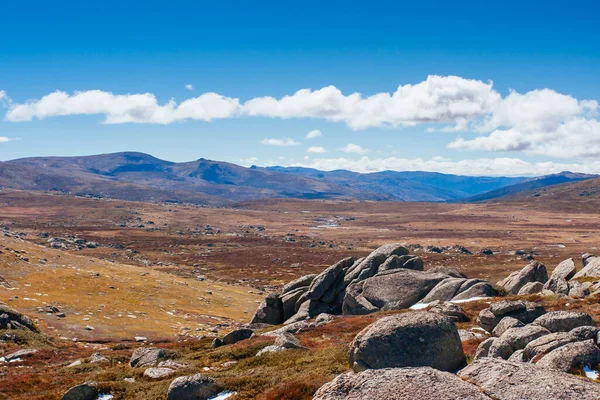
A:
344 269 448 314
343 243 409 285
348 312 465 372
313 367 491 400
0 303 39 332
573 257 600 279
250 293 284 325
536 339 600 372
498 324 551 351
497 261 548 295
129 347 167 368
166 374 222 400
533 311 596 333
550 258 577 280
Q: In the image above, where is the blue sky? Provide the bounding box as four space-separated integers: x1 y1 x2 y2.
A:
1 0 599 176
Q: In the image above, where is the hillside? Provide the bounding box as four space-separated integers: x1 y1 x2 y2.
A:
0 152 529 204
463 172 597 203
265 166 524 202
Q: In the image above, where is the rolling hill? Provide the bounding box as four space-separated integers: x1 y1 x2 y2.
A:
463 172 597 202
2 152 591 205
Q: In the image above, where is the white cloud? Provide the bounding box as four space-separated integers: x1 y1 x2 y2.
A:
6 90 241 124
4 77 600 159
307 146 328 154
0 137 12 143
341 143 369 154
305 129 322 139
185 84 194 91
280 156 600 177
260 137 300 147
244 75 500 129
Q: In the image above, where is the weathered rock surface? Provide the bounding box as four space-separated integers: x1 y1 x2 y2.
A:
536 339 600 372
166 374 222 400
543 277 570 295
523 332 578 361
499 324 551 350
428 301 469 322
250 293 284 325
452 281 495 300
497 261 548 294
573 257 600 279
488 338 514 359
550 258 577 280
144 367 175 379
129 347 167 368
348 312 465 372
478 300 545 333
313 367 491 400
533 311 596 333
458 358 600 400
307 257 355 300
221 328 254 345
517 281 544 295
0 303 39 332
492 317 524 337
282 274 316 294
61 383 98 400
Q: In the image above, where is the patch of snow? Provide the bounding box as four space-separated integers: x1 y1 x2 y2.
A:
584 366 599 380
8 358 22 363
97 395 114 400
208 392 237 400
409 303 430 310
451 296 489 304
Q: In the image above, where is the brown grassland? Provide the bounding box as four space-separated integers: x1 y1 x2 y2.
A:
1 188 600 399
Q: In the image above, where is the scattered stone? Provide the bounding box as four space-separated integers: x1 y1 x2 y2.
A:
221 328 254 345
144 367 175 379
499 324 551 351
517 281 544 295
129 347 167 368
166 374 222 400
61 382 98 400
523 332 578 361
89 352 109 363
3 348 38 361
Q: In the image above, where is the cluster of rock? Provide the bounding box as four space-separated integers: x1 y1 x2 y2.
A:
251 243 497 325
476 300 600 372
47 236 98 250
497 256 600 298
0 303 38 332
315 309 600 399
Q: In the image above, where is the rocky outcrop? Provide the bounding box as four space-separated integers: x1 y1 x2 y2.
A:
550 258 577 280
517 281 544 295
313 367 491 400
497 261 548 294
251 244 496 324
348 312 465 372
166 374 222 400
573 257 600 279
458 358 600 400
0 303 39 332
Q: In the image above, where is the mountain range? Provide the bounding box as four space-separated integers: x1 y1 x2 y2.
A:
0 152 596 205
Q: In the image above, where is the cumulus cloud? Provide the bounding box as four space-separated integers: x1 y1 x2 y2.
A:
4 76 600 159
341 143 369 154
0 137 12 143
6 90 241 124
260 137 300 147
245 75 500 129
280 156 600 177
307 146 327 154
305 129 322 139
185 84 194 91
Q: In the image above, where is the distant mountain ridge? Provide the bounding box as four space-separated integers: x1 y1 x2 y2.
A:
0 152 593 205
462 172 597 202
